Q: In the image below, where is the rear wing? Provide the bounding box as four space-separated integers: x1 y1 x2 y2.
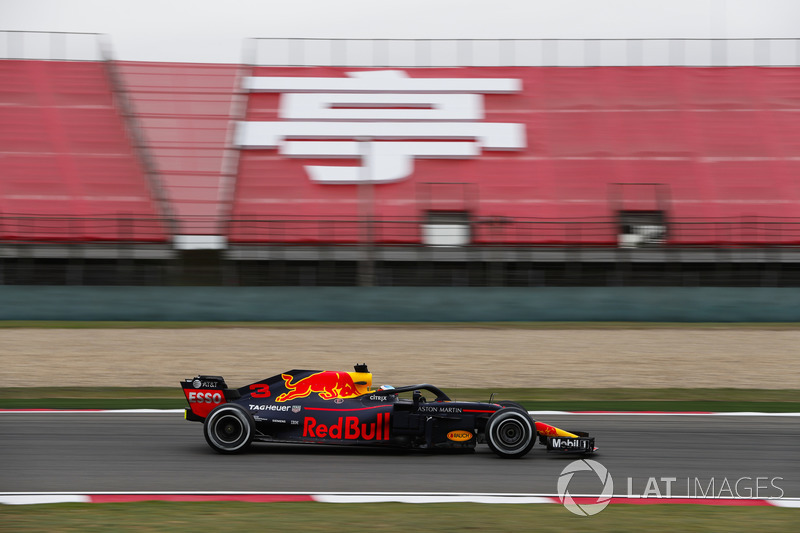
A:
181 375 241 421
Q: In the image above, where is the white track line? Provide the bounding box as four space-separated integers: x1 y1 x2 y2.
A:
2 492 798 506
0 494 90 505
770 499 800 508
314 494 552 504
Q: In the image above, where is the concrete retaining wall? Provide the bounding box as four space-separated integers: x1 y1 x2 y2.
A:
0 286 798 322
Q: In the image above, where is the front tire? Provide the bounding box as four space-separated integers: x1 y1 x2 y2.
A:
203 404 254 454
496 400 526 411
486 407 535 459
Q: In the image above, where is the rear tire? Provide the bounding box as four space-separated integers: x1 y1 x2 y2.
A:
486 407 535 459
203 403 254 454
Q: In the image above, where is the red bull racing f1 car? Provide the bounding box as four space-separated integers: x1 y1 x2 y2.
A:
181 364 596 459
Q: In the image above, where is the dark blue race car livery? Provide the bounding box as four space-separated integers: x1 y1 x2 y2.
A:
181 364 596 459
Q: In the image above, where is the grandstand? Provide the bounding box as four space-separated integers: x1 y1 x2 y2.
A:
1 33 799 286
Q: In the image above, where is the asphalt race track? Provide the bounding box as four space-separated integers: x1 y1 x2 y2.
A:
1 413 797 498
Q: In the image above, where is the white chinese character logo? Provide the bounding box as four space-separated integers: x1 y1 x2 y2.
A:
235 70 525 184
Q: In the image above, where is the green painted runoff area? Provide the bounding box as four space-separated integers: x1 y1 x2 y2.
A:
1 502 797 532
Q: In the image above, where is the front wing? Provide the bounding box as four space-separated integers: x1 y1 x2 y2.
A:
544 435 596 453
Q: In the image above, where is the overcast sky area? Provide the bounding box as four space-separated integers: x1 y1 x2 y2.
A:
2 0 799 63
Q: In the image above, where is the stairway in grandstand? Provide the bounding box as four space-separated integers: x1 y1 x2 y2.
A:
115 61 241 246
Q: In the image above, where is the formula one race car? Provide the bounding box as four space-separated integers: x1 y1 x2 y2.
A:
181 364 596 459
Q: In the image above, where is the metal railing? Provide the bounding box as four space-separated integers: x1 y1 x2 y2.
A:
226 216 800 247
0 30 105 61
4 33 798 66
247 38 800 67
3 215 800 248
0 215 171 244
3 215 800 287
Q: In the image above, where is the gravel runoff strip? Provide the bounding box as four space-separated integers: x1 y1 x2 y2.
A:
2 328 800 389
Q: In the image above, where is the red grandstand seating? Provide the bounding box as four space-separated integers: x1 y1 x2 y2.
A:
115 62 241 234
230 66 800 246
4 60 800 248
0 60 167 242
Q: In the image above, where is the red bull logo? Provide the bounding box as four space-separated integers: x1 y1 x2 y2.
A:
276 371 359 402
302 413 390 441
535 421 579 438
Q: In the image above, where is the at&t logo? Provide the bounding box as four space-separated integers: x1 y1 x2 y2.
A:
557 459 614 516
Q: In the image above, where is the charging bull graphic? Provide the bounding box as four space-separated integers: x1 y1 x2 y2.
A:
276 371 359 402
535 421 580 438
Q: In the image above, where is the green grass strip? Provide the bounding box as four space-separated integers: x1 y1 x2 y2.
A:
1 387 798 412
3 320 800 329
1 502 797 532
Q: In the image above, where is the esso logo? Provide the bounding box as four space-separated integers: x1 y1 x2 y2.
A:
188 391 223 404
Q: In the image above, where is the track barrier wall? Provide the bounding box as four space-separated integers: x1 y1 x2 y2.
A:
0 286 798 322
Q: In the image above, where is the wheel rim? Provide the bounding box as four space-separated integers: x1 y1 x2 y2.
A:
213 413 244 444
496 418 525 448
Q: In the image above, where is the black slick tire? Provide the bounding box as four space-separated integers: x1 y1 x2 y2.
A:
203 403 255 454
496 400 526 411
486 407 535 459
